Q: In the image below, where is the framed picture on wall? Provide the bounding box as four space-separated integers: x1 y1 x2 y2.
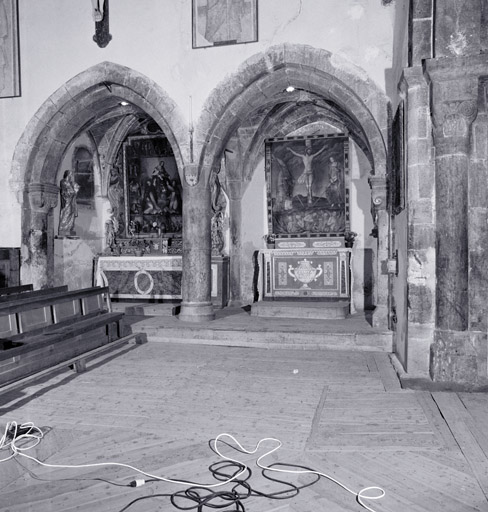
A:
0 0 21 98
122 136 183 238
391 101 406 214
265 134 350 238
192 0 258 49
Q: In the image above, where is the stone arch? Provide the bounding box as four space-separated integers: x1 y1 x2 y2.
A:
10 62 188 287
194 44 388 184
189 44 390 326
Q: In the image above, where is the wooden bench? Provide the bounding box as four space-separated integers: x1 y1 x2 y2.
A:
0 284 34 296
0 285 144 390
0 285 67 305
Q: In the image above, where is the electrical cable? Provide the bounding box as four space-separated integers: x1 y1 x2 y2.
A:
213 433 385 512
1 423 386 512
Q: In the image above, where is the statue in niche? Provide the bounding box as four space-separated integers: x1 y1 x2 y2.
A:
210 162 227 256
107 166 123 231
58 170 80 237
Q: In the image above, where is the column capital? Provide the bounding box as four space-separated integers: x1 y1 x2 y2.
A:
424 57 483 155
27 182 58 213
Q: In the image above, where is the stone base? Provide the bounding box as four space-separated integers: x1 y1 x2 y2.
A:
178 301 216 323
251 300 350 320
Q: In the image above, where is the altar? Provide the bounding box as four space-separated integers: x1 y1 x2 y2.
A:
95 255 229 307
257 238 351 300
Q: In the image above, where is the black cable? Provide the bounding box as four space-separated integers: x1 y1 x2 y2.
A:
118 460 322 512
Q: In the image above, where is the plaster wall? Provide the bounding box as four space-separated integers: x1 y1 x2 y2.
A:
0 0 396 248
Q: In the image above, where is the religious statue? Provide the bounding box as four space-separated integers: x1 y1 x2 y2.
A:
210 163 227 256
107 166 123 227
58 170 80 237
287 142 327 204
104 218 116 252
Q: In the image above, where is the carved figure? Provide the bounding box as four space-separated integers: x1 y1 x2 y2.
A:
58 170 80 236
105 219 116 250
210 165 227 255
107 166 124 225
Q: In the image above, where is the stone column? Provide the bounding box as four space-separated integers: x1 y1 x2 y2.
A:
368 176 388 328
179 165 215 322
401 66 436 378
25 183 58 289
424 57 479 381
226 180 244 305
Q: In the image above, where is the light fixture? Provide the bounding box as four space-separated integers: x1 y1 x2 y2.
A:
286 86 295 93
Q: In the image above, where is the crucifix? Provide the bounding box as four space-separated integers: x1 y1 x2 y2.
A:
92 0 112 48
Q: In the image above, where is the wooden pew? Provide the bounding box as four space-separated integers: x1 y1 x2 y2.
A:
0 286 143 389
0 284 33 296
0 285 68 304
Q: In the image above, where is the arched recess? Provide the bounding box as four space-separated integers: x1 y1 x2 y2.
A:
188 44 390 326
9 62 188 288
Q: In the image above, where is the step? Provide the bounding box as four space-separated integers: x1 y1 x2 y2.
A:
129 315 392 352
251 300 350 319
111 301 179 316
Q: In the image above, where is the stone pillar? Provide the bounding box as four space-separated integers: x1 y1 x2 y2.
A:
227 180 244 305
368 176 388 328
25 183 58 289
179 165 215 322
424 57 479 382
401 67 436 378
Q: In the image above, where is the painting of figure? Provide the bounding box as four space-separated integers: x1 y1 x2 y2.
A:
0 0 20 97
192 0 258 48
265 135 349 237
123 137 183 237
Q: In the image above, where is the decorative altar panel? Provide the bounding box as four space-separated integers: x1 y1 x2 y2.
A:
96 256 182 300
95 255 229 305
259 247 351 300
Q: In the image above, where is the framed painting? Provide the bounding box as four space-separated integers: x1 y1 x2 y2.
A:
0 0 20 98
73 146 95 206
391 101 405 214
122 136 183 238
265 134 350 238
192 0 258 48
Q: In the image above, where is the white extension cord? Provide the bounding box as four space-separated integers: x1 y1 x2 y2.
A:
0 423 385 512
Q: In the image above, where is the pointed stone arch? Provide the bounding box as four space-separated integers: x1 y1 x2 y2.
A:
9 62 188 287
184 44 390 326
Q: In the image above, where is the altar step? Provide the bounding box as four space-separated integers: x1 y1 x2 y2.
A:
251 300 349 319
122 306 392 352
111 301 178 316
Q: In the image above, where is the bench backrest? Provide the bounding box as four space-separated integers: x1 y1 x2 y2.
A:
0 284 34 296
0 286 111 339
0 285 68 305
